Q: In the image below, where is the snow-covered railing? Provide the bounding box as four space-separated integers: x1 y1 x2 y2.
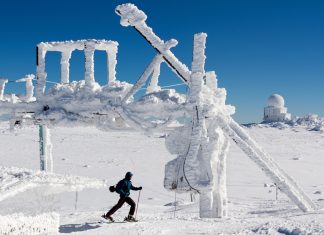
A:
0 166 109 202
0 213 59 235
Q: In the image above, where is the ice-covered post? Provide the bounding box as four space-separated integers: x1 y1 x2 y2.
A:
36 45 47 99
60 50 73 84
39 125 53 172
205 71 217 91
189 33 213 218
208 125 230 218
146 61 161 94
0 78 8 101
24 74 35 101
84 41 96 87
16 74 35 102
107 43 118 84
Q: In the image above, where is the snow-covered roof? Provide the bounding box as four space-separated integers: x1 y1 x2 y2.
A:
267 94 285 107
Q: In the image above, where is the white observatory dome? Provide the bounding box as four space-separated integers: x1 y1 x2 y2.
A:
267 94 285 107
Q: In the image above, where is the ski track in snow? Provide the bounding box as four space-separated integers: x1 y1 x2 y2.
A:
0 122 324 234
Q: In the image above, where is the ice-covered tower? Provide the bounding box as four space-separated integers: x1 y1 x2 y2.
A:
264 94 291 122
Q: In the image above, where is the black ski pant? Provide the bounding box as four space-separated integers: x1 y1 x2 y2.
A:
106 196 136 217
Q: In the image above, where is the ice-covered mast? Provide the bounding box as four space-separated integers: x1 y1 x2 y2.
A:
0 78 8 101
116 3 317 217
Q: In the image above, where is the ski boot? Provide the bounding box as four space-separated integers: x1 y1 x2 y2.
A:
124 215 138 222
101 214 115 222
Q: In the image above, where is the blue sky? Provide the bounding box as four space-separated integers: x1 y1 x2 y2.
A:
0 0 323 123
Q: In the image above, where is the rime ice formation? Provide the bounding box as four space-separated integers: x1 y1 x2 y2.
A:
0 3 317 219
264 94 291 122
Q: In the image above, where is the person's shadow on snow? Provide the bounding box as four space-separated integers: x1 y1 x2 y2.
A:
59 222 101 233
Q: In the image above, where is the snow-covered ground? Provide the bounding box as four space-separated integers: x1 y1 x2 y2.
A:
0 122 324 234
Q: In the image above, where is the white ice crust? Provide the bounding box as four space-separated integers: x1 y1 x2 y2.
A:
0 213 59 235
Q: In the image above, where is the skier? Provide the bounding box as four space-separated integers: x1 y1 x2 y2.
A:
103 172 142 222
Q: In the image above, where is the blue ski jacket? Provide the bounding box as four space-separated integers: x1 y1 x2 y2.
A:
115 179 141 198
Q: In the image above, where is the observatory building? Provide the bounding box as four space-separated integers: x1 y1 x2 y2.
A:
263 94 291 122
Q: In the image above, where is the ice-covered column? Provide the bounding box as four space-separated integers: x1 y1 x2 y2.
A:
25 75 35 101
209 126 229 218
205 71 217 91
16 74 35 102
146 61 161 94
107 44 118 84
60 50 73 84
0 78 8 101
39 125 53 172
178 33 207 198
36 45 47 99
84 41 96 87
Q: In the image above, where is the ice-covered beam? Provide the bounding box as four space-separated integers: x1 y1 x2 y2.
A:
60 50 73 84
217 116 317 212
39 39 118 52
146 60 162 94
0 78 8 101
84 41 96 86
107 44 118 84
115 3 191 83
122 54 163 104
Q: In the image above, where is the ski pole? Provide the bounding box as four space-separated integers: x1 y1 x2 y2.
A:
135 190 141 219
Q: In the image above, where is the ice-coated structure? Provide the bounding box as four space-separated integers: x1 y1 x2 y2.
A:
0 3 317 219
264 94 291 122
0 78 8 101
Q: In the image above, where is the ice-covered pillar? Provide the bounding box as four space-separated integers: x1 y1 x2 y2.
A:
189 32 214 218
205 71 217 91
36 45 47 100
60 50 73 84
39 125 53 172
107 43 118 84
209 126 230 218
146 61 161 94
0 79 8 101
84 41 96 87
25 75 35 101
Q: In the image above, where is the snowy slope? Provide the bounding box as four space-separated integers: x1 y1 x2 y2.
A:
0 122 324 234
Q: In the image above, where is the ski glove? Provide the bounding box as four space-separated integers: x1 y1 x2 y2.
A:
138 186 143 190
